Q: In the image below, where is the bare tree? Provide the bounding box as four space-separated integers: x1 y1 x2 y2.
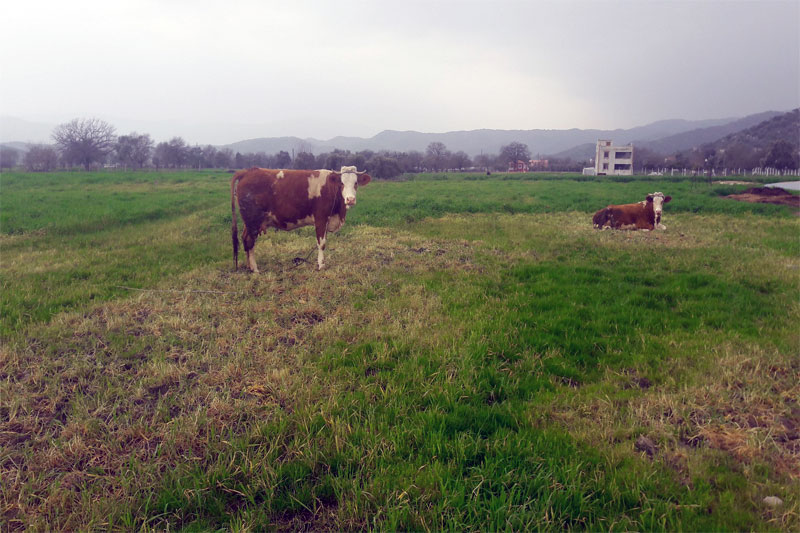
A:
275 150 292 168
449 151 472 170
153 137 189 168
499 142 530 166
763 139 798 169
115 133 153 169
322 149 350 170
366 154 402 179
52 118 116 170
0 147 20 169
24 145 59 171
400 150 424 172
473 153 495 171
292 151 316 169
214 148 234 169
425 142 450 171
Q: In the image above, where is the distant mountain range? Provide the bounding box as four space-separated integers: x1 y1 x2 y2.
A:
1 110 794 161
550 111 784 160
708 109 799 151
221 115 773 158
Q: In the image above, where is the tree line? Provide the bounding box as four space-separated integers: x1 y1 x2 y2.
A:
635 141 798 174
0 118 589 178
1 117 796 177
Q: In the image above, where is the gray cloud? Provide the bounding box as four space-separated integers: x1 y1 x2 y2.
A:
1 0 797 144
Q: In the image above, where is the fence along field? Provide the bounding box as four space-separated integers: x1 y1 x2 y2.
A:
1 170 798 531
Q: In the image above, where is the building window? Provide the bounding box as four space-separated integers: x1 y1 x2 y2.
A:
604 151 609 158
603 163 609 170
615 151 632 159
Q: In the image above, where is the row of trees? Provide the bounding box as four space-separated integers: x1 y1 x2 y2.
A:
1 117 569 178
2 117 796 176
635 140 799 173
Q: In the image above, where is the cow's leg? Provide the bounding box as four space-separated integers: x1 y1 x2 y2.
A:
242 228 259 273
315 221 327 270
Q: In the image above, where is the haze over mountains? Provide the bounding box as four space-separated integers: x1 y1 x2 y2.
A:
221 112 785 158
0 110 791 160
552 111 784 160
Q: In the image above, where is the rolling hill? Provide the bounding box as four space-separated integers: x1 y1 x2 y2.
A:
221 116 756 158
708 108 799 151
551 111 785 161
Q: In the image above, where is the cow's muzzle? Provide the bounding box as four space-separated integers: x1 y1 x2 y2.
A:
345 197 356 207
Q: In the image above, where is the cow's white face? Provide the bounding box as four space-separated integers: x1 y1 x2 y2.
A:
647 192 672 228
341 167 359 208
339 165 370 208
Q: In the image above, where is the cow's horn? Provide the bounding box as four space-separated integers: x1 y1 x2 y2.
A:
356 170 367 175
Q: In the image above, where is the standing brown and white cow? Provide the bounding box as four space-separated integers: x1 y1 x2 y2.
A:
231 166 371 272
592 192 672 230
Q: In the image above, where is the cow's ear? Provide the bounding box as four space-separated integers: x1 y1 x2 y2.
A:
664 195 672 203
646 195 654 202
357 173 371 186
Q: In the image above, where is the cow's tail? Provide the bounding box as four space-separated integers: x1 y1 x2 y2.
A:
231 172 242 270
592 208 609 229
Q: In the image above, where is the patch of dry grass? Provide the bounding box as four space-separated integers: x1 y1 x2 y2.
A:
0 222 482 530
543 335 800 529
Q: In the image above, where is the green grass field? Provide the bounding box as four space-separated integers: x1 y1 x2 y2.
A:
1 170 798 531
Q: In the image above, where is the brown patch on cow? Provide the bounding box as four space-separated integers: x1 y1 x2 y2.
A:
725 187 800 209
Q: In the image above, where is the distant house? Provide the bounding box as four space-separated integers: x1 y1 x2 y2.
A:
508 160 529 172
507 159 549 172
595 140 633 176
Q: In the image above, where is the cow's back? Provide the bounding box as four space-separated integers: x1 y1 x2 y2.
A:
607 202 654 229
234 168 319 231
607 204 638 226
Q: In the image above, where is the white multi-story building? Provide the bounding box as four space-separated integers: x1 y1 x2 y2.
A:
595 140 633 176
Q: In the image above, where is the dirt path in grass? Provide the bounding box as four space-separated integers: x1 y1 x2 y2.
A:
725 187 800 211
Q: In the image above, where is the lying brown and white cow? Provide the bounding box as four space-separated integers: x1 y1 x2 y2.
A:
592 192 672 231
231 166 371 272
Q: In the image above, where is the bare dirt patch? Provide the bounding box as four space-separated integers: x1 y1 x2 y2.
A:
725 187 800 209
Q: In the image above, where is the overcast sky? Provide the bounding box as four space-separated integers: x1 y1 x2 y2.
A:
1 0 798 144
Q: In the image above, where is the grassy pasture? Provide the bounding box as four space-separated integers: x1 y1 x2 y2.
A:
1 170 798 531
